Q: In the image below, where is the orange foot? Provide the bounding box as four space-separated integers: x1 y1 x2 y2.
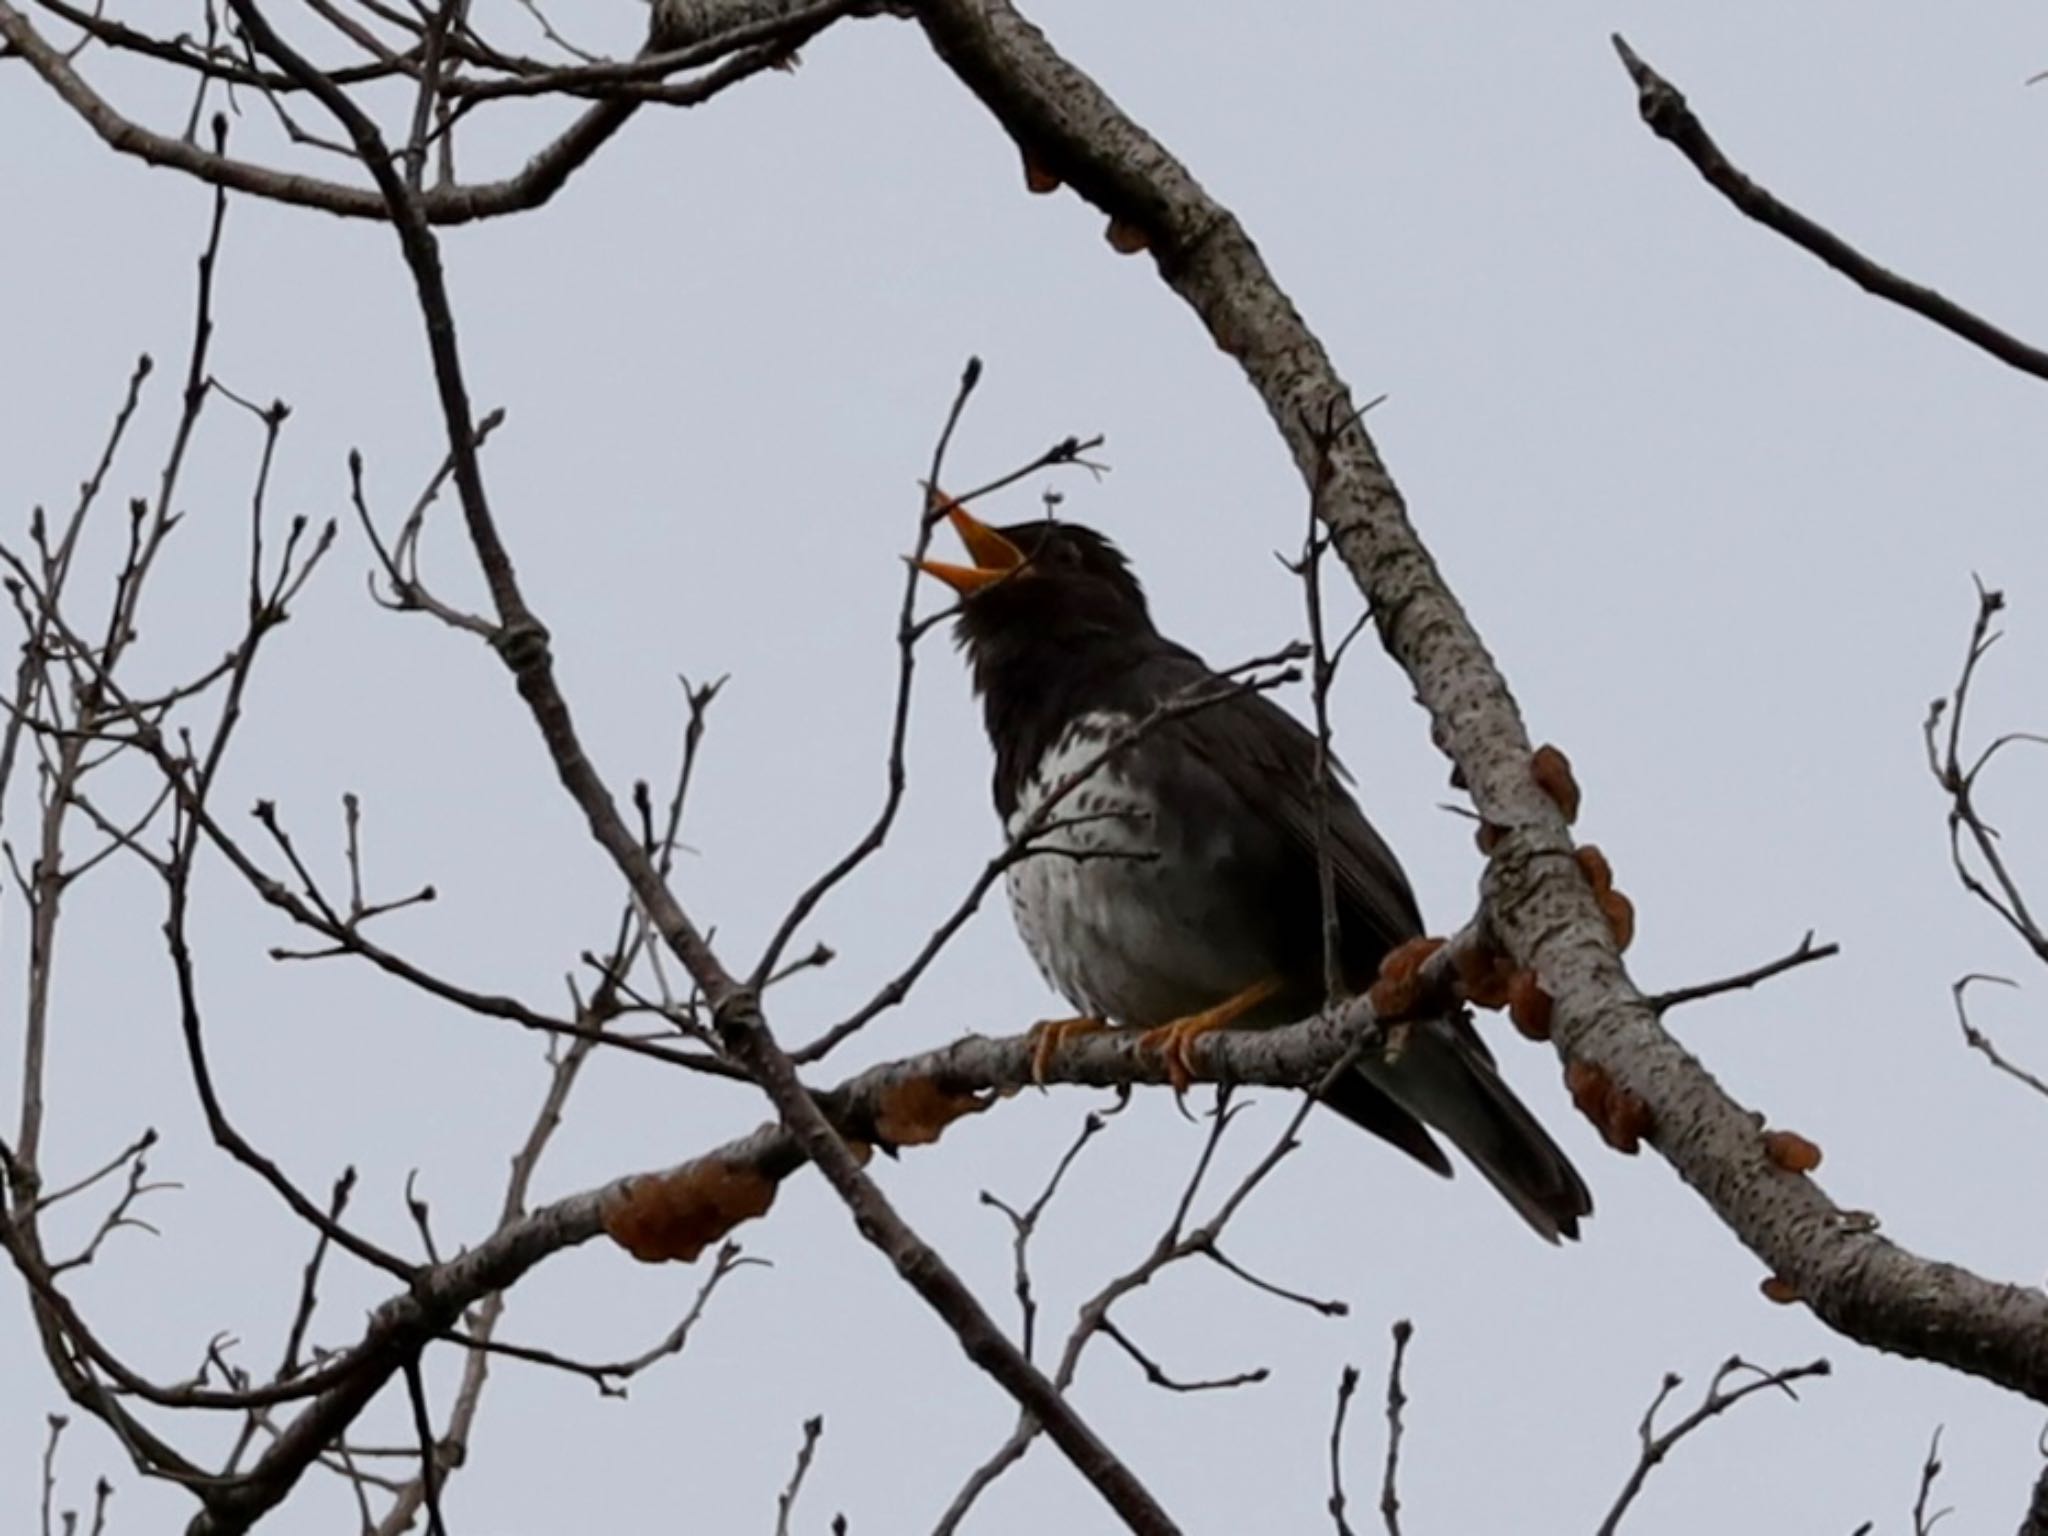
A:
1027 1016 1109 1084
1138 978 1283 1097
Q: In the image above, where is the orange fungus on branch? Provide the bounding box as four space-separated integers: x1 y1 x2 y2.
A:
1368 935 1446 1020
873 1076 990 1148
1507 971 1553 1041
1531 744 1580 823
604 1160 778 1265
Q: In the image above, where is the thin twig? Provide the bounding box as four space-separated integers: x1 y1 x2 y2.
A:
979 1112 1106 1358
41 1415 65 1536
1950 975 2048 1104
934 1065 1365 1533
1379 1320 1412 1536
1912 1425 1952 1535
30 1128 157 1213
1289 398 1379 1005
440 1240 761 1396
774 1416 825 1536
1327 1363 1360 1536
1649 931 1839 1013
1924 584 2048 963
754 365 1109 990
748 357 982 986
1098 1320 1266 1393
1594 1355 1832 1536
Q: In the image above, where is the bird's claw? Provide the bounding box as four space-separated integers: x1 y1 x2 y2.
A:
1138 978 1283 1105
1138 1017 1206 1099
1026 1016 1108 1086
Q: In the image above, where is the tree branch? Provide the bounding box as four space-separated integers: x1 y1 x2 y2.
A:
1595 1356 1832 1536
0 0 853 226
1648 932 1839 1014
1377 1321 1410 1536
1610 34 2048 383
1325 1363 1360 1536
910 0 2048 1413
220 6 1179 1526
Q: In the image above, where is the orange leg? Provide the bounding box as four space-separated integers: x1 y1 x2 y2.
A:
1138 978 1284 1096
1027 1016 1110 1085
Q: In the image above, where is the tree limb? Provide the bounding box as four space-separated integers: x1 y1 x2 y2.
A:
1610 34 2048 383
911 0 2048 1409
0 0 851 225
219 4 1180 1527
1595 1356 1831 1535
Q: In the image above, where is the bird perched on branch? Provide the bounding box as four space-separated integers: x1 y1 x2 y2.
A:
917 501 1591 1241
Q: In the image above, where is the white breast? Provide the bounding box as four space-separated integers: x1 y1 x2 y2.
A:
1003 712 1266 1026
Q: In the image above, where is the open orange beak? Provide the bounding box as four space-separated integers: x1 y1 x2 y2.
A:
914 492 1027 596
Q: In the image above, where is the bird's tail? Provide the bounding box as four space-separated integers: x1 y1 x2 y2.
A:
1350 1020 1592 1243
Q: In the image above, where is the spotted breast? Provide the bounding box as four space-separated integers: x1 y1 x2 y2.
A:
1003 711 1278 1028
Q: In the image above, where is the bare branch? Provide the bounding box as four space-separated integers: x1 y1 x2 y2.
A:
910 0 2048 1417
1951 975 2048 1104
1594 1355 1832 1536
1925 585 2048 964
41 1415 64 1536
774 1415 825 1536
936 1069 1361 1532
48 1143 176 1277
1378 1320 1411 1536
750 357 985 986
31 1128 157 1214
441 1239 761 1397
214 7 1179 1523
1913 1426 1952 1536
1327 1363 1360 1536
163 821 418 1280
1287 399 1378 1006
0 0 863 225
755 384 1113 999
1649 932 1840 1014
1098 1320 1267 1395
979 1112 1106 1358
1611 35 2048 382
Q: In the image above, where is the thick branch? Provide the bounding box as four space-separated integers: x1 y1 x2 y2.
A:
911 0 2048 1406
188 996 1394 1533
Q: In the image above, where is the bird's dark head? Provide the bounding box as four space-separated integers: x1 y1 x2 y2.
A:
914 500 1153 668
915 499 1160 809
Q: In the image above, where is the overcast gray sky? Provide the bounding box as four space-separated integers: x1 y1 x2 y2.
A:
4 3 2047 1531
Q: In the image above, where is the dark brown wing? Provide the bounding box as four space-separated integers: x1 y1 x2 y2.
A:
1136 652 1423 980
1133 650 1589 1239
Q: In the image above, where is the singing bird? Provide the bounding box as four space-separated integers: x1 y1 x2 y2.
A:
917 504 1591 1241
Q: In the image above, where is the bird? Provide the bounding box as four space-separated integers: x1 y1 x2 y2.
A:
915 501 1592 1241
